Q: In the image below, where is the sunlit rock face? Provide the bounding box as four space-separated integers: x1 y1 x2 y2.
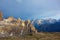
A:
24 20 37 34
17 18 21 23
17 19 37 35
0 12 37 36
0 11 3 21
28 23 37 33
7 16 17 23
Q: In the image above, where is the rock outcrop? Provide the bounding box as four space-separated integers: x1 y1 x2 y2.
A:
0 12 37 36
24 20 37 34
7 16 17 23
17 18 21 23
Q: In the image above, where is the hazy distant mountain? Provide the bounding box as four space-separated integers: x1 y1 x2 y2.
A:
32 18 60 32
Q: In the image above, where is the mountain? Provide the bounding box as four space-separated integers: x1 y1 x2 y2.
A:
32 18 60 32
0 11 60 37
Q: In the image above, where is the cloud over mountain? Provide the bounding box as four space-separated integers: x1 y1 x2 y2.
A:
32 18 60 32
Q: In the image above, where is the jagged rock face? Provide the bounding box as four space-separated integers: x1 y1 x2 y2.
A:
24 20 37 34
0 15 37 36
14 20 37 35
7 17 14 22
24 20 30 25
17 18 21 23
0 11 3 21
28 23 37 33
7 16 17 23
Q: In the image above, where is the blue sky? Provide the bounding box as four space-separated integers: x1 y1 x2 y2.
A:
0 0 60 20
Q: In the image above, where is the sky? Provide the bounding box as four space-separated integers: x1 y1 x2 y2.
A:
0 0 60 20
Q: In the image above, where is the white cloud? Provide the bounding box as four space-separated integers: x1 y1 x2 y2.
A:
52 13 60 19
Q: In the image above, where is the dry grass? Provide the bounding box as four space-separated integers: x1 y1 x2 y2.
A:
0 32 60 40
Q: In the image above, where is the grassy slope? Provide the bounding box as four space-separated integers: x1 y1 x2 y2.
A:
0 32 60 40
